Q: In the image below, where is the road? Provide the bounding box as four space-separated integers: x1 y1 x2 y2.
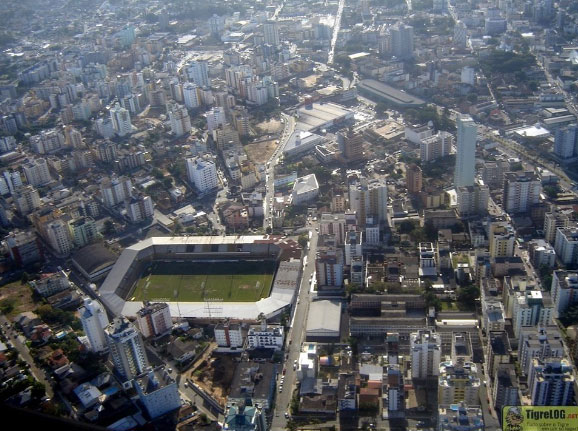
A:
0 314 54 398
263 113 295 230
327 0 346 65
271 223 319 430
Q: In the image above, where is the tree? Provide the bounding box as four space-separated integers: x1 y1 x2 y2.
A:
103 220 115 235
560 304 578 327
162 177 173 189
298 233 308 248
457 285 480 310
399 220 416 234
543 185 559 199
21 272 30 284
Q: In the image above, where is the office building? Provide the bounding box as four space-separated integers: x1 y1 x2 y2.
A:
338 129 364 162
438 360 481 406
79 298 110 353
410 330 441 379
438 402 484 431
263 21 280 46
406 164 422 194
489 222 516 258
454 116 477 188
551 270 578 318
23 158 52 187
292 174 319 205
390 24 414 59
186 156 218 193
502 171 542 214
528 358 575 406
554 227 578 267
136 302 172 338
105 317 149 380
109 103 132 137
187 60 210 88
134 367 181 419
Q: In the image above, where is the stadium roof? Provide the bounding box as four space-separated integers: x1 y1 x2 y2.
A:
357 79 425 107
99 236 300 320
71 244 117 276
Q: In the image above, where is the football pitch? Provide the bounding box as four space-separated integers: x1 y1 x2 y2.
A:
130 261 277 302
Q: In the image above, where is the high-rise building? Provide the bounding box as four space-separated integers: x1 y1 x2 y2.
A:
456 183 489 217
454 116 477 188
13 185 41 215
68 216 98 248
528 358 575 406
187 60 210 88
100 176 133 208
46 219 73 255
489 222 516 258
481 159 509 189
3 230 43 266
23 158 52 187
109 103 132 137
553 124 578 160
551 270 578 318
0 170 23 195
410 330 441 379
182 82 201 109
349 178 388 226
105 317 149 380
493 364 520 419
420 132 453 162
315 237 344 288
502 171 542 214
406 164 423 194
512 290 554 336
263 21 280 46
544 209 572 245
214 323 244 348
438 360 481 406
438 402 484 431
167 103 191 137
136 302 172 338
454 21 468 47
206 106 226 132
134 367 181 419
338 130 364 162
554 227 578 267
79 298 110 353
126 194 154 223
519 326 565 376
385 364 405 416
390 24 414 59
186 156 219 193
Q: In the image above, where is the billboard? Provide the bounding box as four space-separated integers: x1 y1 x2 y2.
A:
503 406 578 431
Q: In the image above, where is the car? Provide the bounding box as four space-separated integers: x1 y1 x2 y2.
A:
184 382 188 388
168 368 173 373
282 368 286 375
284 412 289 418
279 386 283 393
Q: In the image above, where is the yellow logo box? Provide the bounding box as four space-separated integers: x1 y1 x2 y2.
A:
503 406 578 431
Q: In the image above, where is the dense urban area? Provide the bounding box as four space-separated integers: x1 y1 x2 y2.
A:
1 0 578 430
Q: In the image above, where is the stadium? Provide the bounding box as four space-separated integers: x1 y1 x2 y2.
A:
99 235 303 320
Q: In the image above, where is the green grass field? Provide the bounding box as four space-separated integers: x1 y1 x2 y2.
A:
130 261 277 302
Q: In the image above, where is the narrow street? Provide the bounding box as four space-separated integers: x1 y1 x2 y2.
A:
0 314 54 398
271 224 318 430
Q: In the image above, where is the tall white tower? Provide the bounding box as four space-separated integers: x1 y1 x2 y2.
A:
454 115 477 188
187 60 210 88
79 298 110 353
410 330 442 379
109 103 132 137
